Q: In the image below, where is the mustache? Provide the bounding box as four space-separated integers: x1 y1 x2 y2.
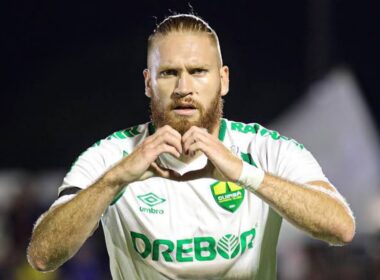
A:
169 98 201 110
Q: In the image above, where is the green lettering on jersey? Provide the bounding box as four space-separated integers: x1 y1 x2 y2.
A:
130 227 256 263
176 239 193 262
131 231 151 258
240 228 256 254
92 140 101 147
269 130 280 140
153 239 174 262
243 123 259 134
230 121 304 149
231 122 244 133
194 237 217 261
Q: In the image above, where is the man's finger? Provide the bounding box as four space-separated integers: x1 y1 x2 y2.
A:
182 126 207 143
156 144 181 158
154 126 183 154
183 130 210 155
186 140 210 157
150 134 182 155
150 162 171 178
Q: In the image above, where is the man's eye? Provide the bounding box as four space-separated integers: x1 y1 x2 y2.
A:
191 68 208 75
160 70 177 77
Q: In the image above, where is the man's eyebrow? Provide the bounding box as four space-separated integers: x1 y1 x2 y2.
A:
158 64 178 70
187 63 211 68
158 63 211 69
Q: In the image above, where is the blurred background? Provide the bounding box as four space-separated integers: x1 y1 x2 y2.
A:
1 0 379 279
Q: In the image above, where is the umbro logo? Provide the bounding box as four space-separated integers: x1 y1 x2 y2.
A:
138 192 166 207
137 192 165 214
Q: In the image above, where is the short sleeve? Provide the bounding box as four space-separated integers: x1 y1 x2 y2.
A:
54 139 122 206
254 136 329 184
59 144 106 194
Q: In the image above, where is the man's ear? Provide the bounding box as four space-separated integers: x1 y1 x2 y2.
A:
143 69 152 98
220 66 229 96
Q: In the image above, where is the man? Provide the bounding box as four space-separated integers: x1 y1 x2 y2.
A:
27 14 355 279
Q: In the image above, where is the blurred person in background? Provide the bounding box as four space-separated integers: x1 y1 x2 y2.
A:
26 13 355 279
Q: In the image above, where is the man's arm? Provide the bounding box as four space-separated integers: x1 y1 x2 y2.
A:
27 125 183 272
182 126 355 245
27 175 121 271
254 176 355 245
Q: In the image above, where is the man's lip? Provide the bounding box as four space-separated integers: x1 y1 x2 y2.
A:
173 108 197 116
173 104 196 109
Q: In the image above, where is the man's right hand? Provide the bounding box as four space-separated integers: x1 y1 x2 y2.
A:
106 125 183 186
27 125 183 272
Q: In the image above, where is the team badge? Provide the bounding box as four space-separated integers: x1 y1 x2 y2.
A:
210 181 245 213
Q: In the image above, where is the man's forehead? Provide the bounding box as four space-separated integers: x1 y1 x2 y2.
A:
148 32 219 68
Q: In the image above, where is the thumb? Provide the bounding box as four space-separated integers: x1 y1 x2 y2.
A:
149 162 171 178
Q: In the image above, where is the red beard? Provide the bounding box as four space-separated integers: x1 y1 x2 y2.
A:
150 93 224 135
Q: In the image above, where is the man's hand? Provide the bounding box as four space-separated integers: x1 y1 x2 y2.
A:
108 125 183 185
182 126 242 182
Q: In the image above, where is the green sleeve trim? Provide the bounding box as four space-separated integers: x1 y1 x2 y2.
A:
240 152 258 167
218 118 227 142
110 189 126 206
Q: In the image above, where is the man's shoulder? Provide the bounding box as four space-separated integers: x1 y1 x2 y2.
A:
70 122 149 168
223 118 304 150
76 122 151 161
106 123 149 141
94 122 150 146
223 119 262 135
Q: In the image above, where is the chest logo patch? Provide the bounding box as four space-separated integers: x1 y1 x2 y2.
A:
138 192 166 207
137 193 166 215
210 181 245 213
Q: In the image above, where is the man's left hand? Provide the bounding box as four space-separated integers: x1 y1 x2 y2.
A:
182 126 242 182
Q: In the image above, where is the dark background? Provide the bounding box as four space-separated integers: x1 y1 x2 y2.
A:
1 1 379 279
1 0 379 170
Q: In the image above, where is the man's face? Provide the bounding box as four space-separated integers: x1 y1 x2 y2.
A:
144 32 229 135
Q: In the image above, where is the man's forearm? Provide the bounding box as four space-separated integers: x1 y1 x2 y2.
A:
27 173 122 272
254 173 355 245
27 126 186 272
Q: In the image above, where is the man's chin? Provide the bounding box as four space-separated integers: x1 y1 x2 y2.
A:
168 119 200 135
164 113 201 134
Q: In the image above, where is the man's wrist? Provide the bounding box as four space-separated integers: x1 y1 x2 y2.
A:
102 167 128 192
236 161 265 192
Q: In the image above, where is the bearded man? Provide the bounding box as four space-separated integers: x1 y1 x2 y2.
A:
27 14 355 280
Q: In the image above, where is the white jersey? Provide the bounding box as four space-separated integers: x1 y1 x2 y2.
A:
54 118 328 280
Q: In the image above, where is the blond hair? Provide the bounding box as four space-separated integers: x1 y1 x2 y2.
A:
147 14 223 66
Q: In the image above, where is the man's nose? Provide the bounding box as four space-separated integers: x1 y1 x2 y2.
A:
174 73 193 97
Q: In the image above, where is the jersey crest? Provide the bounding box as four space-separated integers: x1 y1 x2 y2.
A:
210 181 245 213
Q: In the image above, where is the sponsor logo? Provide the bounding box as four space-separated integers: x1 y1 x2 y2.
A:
137 192 165 215
130 227 256 262
217 234 240 259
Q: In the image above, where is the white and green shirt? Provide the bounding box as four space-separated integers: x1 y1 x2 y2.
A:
53 118 329 280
